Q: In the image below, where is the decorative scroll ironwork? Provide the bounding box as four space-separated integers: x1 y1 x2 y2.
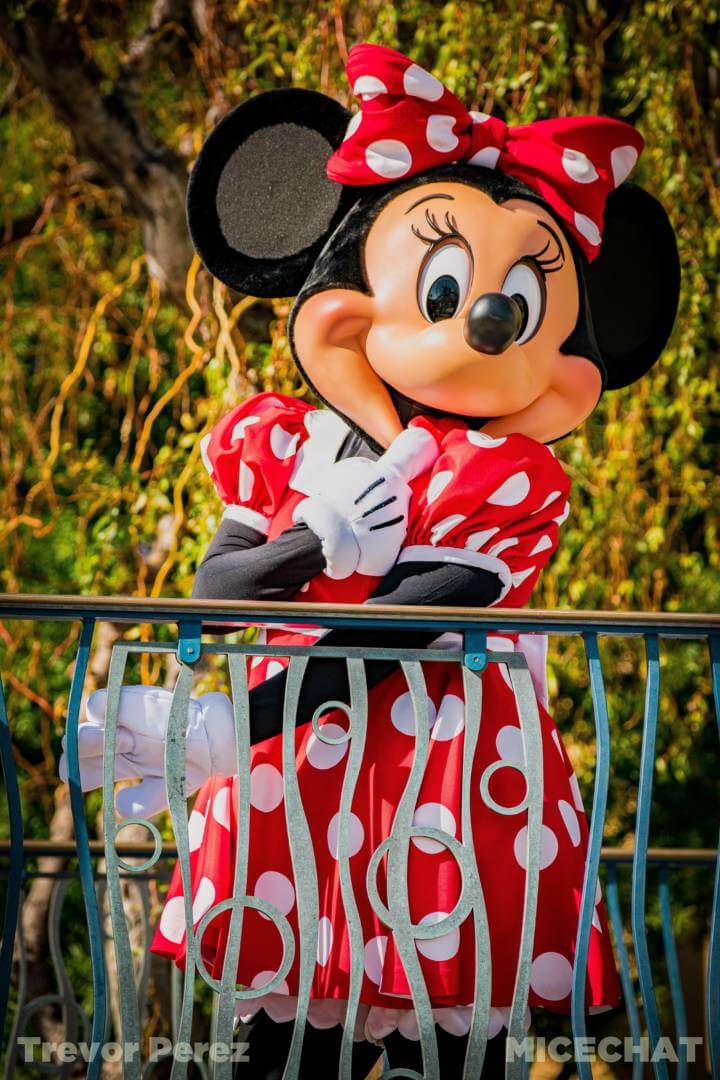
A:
0 598 718 1079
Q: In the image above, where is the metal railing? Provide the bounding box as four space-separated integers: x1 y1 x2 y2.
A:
0 594 718 1080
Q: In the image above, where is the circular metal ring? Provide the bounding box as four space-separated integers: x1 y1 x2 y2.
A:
366 827 474 938
114 817 163 873
479 758 529 816
311 700 352 745
193 895 295 998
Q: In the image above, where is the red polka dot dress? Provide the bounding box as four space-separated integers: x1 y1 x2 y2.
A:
151 393 620 1040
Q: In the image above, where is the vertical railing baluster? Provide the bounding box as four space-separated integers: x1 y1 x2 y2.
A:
0 670 24 1060
707 634 720 1077
460 662 492 1080
632 634 668 1079
281 657 319 1080
210 652 251 1080
658 865 688 1080
164 660 199 1080
604 863 643 1080
103 644 143 1079
506 660 544 1080
572 632 612 1080
385 660 439 1080
337 660 368 1080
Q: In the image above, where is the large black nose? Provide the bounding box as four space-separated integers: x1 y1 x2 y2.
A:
464 293 523 355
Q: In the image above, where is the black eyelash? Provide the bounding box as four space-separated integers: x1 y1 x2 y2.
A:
412 209 464 246
527 224 566 275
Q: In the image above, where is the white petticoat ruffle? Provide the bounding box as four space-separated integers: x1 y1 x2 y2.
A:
236 994 532 1045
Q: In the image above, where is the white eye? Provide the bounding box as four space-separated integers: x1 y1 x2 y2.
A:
500 261 546 344
418 243 472 323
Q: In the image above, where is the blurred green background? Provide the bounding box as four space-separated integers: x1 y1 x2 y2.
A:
0 1 718 1071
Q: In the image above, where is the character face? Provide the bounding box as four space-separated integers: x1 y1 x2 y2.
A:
188 87 680 449
293 181 602 447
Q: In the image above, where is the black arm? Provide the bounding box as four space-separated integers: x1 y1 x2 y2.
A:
246 559 502 744
192 518 325 601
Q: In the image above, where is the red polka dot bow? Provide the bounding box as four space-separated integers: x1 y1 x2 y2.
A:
327 44 644 261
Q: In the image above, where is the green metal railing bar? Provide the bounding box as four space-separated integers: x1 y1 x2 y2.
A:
571 632 612 1080
708 634 720 1078
632 636 667 1080
0 676 23 1061
658 866 688 1080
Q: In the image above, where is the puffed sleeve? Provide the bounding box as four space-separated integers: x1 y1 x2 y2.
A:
402 425 571 607
199 393 315 535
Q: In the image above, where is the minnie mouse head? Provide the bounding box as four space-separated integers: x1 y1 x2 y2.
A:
187 44 680 450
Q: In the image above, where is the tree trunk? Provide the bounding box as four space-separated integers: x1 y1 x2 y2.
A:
0 2 194 302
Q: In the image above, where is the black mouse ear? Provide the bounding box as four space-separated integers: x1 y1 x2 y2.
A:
585 184 680 390
187 88 356 297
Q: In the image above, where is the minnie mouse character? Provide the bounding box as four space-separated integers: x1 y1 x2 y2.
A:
68 44 679 1079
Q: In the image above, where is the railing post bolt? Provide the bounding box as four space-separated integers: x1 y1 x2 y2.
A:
463 629 487 672
177 619 202 665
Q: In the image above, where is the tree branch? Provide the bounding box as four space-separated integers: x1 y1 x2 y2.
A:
0 2 194 300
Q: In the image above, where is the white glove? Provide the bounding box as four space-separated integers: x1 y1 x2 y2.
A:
293 426 439 579
59 686 237 818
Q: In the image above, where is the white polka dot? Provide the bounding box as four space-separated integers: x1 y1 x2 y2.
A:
574 212 601 247
469 111 491 124
254 870 295 917
327 811 365 859
514 824 558 870
231 415 261 442
595 879 602 906
464 526 499 552
343 111 362 141
431 694 465 741
416 912 460 961
199 433 213 475
212 787 231 829
530 951 573 1001
529 534 553 556
561 148 599 184
192 876 216 924
426 114 459 153
553 502 570 526
426 469 453 504
250 764 284 812
188 809 206 852
430 514 466 545
239 461 254 502
558 799 580 846
317 917 333 966
412 802 457 854
611 145 638 187
159 895 186 943
364 935 388 985
551 729 565 758
390 691 437 736
251 969 289 994
487 635 515 652
306 721 349 770
265 660 285 680
496 724 524 762
488 471 530 506
467 431 506 448
487 536 518 558
365 139 412 179
250 654 264 668
269 424 300 461
532 490 562 514
353 75 387 99
467 146 500 169
403 64 444 102
569 773 585 812
511 566 536 588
